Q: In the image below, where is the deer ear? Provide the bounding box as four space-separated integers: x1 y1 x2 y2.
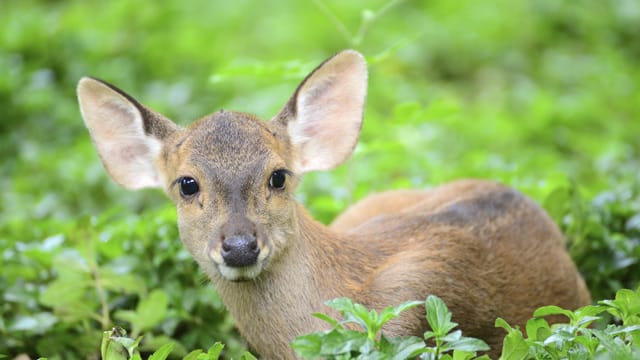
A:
273 50 367 173
77 77 179 189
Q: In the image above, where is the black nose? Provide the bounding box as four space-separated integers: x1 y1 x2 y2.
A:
221 235 259 267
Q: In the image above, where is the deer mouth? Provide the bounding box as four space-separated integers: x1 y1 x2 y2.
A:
216 262 264 282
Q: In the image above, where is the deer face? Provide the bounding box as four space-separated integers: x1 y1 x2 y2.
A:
77 50 367 282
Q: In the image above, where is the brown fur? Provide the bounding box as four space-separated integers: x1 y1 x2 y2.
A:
77 51 590 359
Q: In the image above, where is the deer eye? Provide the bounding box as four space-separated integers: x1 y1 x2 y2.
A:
179 177 199 197
269 170 287 190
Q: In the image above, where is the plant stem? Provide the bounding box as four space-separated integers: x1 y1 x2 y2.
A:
91 263 111 330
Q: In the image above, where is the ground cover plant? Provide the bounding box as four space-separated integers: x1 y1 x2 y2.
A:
1 0 639 358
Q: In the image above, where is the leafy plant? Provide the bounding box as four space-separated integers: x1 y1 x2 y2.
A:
497 287 640 360
100 328 256 360
544 182 640 301
421 296 490 360
292 295 489 359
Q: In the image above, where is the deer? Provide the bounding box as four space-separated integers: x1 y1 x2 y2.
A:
77 50 591 359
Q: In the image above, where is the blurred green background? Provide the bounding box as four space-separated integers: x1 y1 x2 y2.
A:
1 0 639 358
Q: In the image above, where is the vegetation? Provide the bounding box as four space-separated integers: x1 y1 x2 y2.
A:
1 0 638 358
292 295 491 359
291 290 640 360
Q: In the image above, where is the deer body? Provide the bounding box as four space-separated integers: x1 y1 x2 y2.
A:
78 51 590 359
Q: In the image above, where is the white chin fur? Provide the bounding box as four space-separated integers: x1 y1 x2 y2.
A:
218 263 263 281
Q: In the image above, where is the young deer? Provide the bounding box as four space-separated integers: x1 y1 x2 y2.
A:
78 50 590 358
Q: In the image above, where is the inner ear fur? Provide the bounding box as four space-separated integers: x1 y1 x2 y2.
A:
272 50 368 174
77 77 179 189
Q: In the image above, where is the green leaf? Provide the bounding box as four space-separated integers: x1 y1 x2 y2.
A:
320 329 371 355
324 297 369 331
423 330 436 341
379 335 426 359
494 318 515 332
292 333 323 358
110 334 143 357
312 312 343 329
448 336 490 352
204 342 225 359
239 352 257 360
138 335 188 358
379 300 423 327
533 305 575 322
592 328 634 359
498 326 528 360
115 289 168 335
451 350 475 360
525 317 550 342
182 349 204 360
101 332 129 360
574 304 606 319
603 288 640 325
324 297 356 313
148 343 174 360
100 269 146 296
425 295 457 336
442 330 462 342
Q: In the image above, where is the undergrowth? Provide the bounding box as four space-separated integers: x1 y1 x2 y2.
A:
1 0 639 359
92 288 640 359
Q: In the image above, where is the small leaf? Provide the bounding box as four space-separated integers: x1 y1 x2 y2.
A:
533 305 575 322
379 334 426 358
135 289 168 330
423 330 436 341
576 315 602 327
325 297 356 313
442 330 462 342
100 269 146 295
312 312 343 329
320 329 370 355
499 327 528 360
239 352 257 360
292 333 323 358
525 317 550 342
494 318 514 332
574 304 606 319
148 343 174 360
182 349 204 360
425 295 457 336
101 334 130 360
607 324 640 336
325 297 369 330
448 337 490 352
379 301 423 327
451 350 475 360
204 342 225 359
101 329 129 360
115 289 168 335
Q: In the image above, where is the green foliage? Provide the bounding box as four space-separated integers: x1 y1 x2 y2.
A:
496 287 640 359
100 328 256 360
421 296 490 360
1 0 639 358
545 184 640 301
292 295 489 359
1 207 244 358
293 289 640 359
